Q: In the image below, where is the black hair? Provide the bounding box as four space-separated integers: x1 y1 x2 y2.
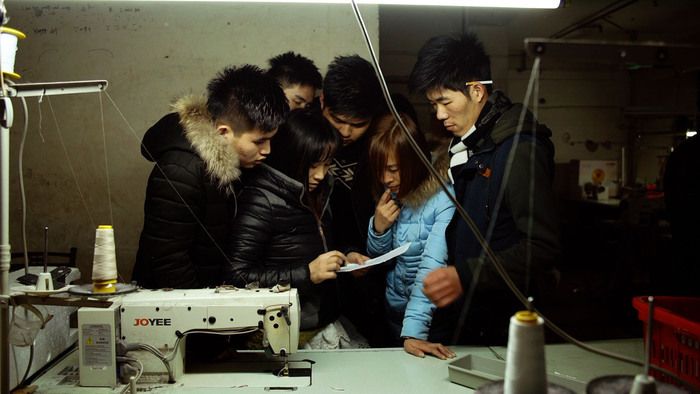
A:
323 55 385 120
267 108 341 212
390 93 419 126
267 51 322 90
408 32 492 96
206 64 289 132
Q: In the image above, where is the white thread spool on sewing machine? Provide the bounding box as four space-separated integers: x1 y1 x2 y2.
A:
91 225 118 294
504 311 547 394
1 27 26 79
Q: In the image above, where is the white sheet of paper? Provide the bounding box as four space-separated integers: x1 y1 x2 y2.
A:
339 243 411 273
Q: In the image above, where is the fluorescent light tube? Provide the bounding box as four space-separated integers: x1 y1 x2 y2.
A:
98 0 561 8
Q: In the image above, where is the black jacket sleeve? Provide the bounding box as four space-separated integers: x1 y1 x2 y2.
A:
136 157 203 289
225 188 313 291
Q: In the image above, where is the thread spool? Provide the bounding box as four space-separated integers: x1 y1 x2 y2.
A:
92 225 118 294
35 272 54 291
1 27 26 79
504 311 547 394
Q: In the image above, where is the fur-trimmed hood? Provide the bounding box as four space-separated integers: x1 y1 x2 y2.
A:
141 95 241 189
400 150 450 209
175 95 241 188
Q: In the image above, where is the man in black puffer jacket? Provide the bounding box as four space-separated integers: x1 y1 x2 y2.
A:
132 65 288 289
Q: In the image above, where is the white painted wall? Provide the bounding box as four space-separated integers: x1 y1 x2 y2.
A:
5 1 379 280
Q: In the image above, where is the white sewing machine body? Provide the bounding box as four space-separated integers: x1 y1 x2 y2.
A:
78 287 300 387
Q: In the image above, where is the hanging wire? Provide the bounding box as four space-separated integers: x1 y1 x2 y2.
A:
348 2 698 391
46 96 96 228
101 91 232 270
98 92 114 226
18 96 30 274
525 60 541 297
37 93 45 143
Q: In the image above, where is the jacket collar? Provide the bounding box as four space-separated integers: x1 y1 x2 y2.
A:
248 163 334 213
468 91 550 153
400 151 450 209
173 95 241 189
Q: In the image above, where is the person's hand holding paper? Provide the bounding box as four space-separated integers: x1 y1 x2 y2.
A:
339 243 411 273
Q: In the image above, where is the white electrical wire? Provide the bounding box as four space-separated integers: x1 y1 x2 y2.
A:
18 96 30 273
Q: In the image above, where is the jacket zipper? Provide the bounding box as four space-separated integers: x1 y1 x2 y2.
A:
299 188 330 252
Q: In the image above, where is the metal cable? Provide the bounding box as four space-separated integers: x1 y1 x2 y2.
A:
98 92 114 226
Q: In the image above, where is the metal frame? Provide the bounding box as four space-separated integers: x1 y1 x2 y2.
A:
0 79 107 394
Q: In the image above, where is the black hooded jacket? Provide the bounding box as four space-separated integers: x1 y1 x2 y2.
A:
225 163 339 329
132 95 240 289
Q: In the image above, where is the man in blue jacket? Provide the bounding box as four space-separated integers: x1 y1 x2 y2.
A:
410 33 560 345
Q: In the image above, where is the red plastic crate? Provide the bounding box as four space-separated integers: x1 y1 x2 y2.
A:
632 296 700 388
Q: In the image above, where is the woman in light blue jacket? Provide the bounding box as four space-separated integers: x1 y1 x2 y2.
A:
366 113 456 360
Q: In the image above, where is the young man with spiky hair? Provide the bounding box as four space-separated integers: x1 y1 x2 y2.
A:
133 65 289 289
267 51 322 110
411 33 560 345
321 54 385 255
319 54 389 346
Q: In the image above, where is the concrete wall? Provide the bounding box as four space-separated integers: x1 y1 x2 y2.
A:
6 1 379 281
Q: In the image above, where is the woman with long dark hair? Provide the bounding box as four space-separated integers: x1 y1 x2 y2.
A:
226 108 345 333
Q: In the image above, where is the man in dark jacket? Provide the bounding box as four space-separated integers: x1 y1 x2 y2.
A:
266 51 322 110
411 33 560 344
320 55 389 346
321 55 385 256
132 65 288 289
664 133 700 296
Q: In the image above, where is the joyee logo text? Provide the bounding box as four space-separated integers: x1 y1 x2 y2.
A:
134 318 172 326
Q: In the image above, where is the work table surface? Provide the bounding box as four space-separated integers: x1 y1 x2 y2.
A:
30 339 644 393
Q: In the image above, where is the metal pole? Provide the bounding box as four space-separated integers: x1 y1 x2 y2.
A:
644 296 655 377
0 81 105 393
1 102 13 394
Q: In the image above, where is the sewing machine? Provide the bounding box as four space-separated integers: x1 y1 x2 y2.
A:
77 286 299 387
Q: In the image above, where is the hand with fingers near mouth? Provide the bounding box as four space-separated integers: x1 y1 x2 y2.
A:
373 189 401 235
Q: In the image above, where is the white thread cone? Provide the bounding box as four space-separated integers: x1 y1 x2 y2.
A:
504 311 547 394
92 225 118 282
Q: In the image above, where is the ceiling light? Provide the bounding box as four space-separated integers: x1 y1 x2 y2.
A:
103 0 561 8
